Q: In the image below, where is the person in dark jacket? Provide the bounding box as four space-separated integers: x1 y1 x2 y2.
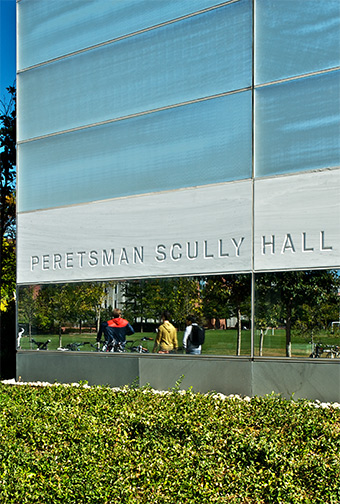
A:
183 314 201 355
97 309 134 351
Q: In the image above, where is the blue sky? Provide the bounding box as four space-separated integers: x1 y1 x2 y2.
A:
0 0 16 101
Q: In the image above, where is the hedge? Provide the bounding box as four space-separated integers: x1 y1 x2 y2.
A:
0 380 339 503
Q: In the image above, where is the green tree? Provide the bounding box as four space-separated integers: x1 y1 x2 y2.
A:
122 277 202 330
202 275 251 355
162 277 202 327
201 276 232 321
37 284 79 347
0 86 16 377
74 282 113 332
0 86 16 312
18 285 40 341
122 280 148 331
0 237 15 312
256 270 340 357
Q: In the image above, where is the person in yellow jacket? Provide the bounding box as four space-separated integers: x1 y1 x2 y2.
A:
153 311 178 353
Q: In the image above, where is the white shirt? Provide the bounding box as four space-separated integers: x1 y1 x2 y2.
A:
183 323 201 352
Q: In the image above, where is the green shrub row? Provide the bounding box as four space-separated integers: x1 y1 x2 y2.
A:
0 382 339 503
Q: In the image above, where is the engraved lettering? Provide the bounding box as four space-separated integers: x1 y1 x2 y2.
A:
262 235 275 254
133 246 144 264
302 232 314 252
218 239 229 258
171 243 182 261
187 241 198 260
119 248 129 265
53 253 62 270
102 249 114 266
66 252 74 268
42 255 50 270
231 237 244 257
155 244 166 262
89 250 98 266
320 231 332 251
77 251 86 267
282 234 295 254
31 256 39 270
204 240 214 259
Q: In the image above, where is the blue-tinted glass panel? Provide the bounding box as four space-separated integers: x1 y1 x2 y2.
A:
18 2 251 141
255 71 340 177
255 0 340 85
18 0 248 70
18 92 252 212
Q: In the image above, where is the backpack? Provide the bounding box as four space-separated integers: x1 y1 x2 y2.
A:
190 324 205 346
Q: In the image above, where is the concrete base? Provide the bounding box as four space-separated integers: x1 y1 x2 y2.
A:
16 351 340 403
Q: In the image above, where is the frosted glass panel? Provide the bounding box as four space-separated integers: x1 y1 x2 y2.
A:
254 170 340 271
17 182 253 284
255 71 340 177
18 92 252 212
255 0 340 85
18 0 248 70
18 2 251 141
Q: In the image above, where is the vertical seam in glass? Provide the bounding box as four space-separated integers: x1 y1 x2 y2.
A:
251 0 255 360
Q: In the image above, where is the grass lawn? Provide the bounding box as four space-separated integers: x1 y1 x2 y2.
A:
19 328 340 358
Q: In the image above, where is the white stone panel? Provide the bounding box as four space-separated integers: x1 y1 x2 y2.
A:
254 169 340 271
17 181 252 284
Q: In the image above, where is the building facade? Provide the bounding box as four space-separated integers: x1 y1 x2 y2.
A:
16 0 340 399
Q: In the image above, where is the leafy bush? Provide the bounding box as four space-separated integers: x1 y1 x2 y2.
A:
0 382 339 503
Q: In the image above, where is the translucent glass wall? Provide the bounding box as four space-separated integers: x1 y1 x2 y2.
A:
17 0 252 212
17 0 340 360
254 0 340 177
18 0 340 213
255 0 340 84
18 93 252 212
18 0 244 69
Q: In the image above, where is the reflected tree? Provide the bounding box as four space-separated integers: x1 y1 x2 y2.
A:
122 277 202 329
202 275 251 355
18 286 39 342
37 284 79 347
19 282 111 342
74 282 112 332
256 270 340 357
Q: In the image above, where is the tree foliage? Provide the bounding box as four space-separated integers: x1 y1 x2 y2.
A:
202 275 251 355
122 277 202 329
0 86 16 313
0 238 16 312
17 271 340 356
18 282 112 345
256 270 340 356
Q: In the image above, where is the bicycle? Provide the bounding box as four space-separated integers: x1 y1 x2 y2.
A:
125 337 154 353
57 341 98 351
322 344 340 358
31 338 51 350
309 342 340 358
98 336 153 353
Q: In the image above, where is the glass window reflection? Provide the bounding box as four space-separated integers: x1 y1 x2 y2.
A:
17 274 251 357
255 270 340 358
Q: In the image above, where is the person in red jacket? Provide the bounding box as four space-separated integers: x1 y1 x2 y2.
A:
97 309 134 352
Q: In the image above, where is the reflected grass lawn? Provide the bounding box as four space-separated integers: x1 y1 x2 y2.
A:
19 328 339 358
